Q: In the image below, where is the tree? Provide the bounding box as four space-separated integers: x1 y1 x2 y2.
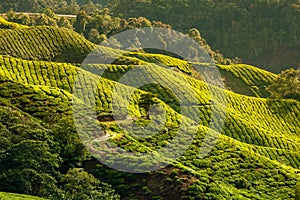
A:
74 10 88 34
60 0 80 14
0 140 61 197
52 117 87 173
267 68 300 101
88 28 100 43
139 93 159 119
36 14 58 26
81 0 101 14
60 168 120 200
44 8 56 18
57 17 73 29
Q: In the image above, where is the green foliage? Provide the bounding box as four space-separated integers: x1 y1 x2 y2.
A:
5 9 74 28
71 9 233 64
0 82 120 199
0 105 61 197
0 139 60 197
139 93 159 119
60 168 120 200
233 177 250 189
3 7 234 65
0 0 81 14
52 117 88 172
267 68 300 101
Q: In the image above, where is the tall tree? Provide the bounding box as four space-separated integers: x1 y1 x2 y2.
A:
74 10 88 34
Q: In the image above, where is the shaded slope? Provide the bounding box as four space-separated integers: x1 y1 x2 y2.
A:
217 64 277 97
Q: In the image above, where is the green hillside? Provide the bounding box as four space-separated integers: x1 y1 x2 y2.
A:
0 25 299 199
217 64 277 97
0 54 299 198
2 54 299 163
81 51 277 98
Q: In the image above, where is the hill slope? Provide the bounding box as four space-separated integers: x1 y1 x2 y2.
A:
0 25 299 199
0 53 299 199
0 24 277 97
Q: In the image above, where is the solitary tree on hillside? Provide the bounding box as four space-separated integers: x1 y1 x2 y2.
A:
139 93 158 120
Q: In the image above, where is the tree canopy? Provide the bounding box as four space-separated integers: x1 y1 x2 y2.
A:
267 68 300 101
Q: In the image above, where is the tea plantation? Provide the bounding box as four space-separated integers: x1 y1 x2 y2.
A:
0 23 299 199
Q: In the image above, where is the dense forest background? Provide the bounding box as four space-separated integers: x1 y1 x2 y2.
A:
1 0 299 73
109 0 300 73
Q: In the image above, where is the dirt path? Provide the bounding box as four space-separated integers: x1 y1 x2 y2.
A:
93 132 117 142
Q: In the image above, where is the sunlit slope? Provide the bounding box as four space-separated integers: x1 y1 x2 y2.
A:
77 61 300 166
0 16 29 29
0 25 134 64
0 192 45 200
0 26 95 63
0 55 299 169
174 131 299 199
117 51 277 97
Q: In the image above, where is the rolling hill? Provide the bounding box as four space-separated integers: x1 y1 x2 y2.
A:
0 25 95 63
0 24 299 199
